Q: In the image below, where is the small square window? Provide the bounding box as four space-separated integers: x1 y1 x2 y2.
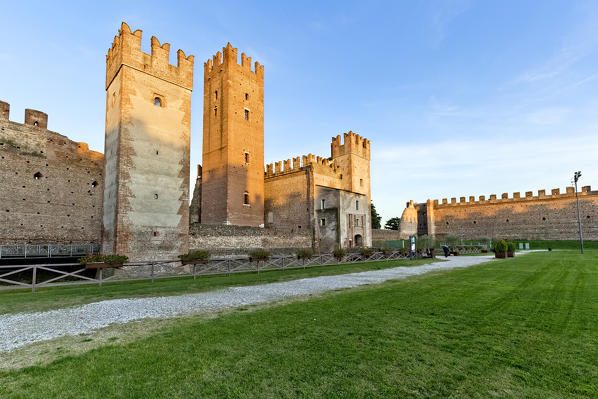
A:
320 218 326 226
244 109 249 120
245 152 250 163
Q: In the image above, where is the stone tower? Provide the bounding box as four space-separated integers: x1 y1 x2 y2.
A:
201 43 265 226
331 131 371 198
102 22 194 260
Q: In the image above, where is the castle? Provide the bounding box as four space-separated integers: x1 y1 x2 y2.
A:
0 22 372 260
399 188 598 240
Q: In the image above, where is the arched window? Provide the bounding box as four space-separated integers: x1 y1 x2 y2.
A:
154 97 162 107
33 121 39 126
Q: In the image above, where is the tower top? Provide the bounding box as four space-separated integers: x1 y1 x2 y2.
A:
203 42 264 82
105 22 194 91
331 131 370 160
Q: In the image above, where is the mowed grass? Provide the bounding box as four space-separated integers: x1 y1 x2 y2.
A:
2 251 597 398
0 258 437 315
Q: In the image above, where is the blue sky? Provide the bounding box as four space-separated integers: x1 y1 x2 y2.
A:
1 1 597 223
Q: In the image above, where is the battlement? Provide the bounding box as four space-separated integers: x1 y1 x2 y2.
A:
331 131 370 159
105 22 194 90
204 43 264 81
428 186 596 208
0 101 48 129
265 153 338 178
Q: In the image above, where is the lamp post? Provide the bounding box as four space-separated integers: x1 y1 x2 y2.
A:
572 171 584 254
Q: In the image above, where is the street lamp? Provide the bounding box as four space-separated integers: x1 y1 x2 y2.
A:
572 171 584 254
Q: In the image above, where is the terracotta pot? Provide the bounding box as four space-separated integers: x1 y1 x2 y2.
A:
495 252 506 259
85 262 123 269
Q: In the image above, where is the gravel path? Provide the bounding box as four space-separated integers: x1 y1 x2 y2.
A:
0 255 496 352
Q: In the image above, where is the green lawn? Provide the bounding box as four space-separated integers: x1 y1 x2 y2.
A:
1 251 597 398
0 257 436 315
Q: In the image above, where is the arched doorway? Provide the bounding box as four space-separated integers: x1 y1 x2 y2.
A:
354 234 363 247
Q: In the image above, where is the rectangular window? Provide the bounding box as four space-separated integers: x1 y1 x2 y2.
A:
215 90 218 100
356 200 359 210
320 218 326 226
360 178 363 186
244 109 249 120
355 217 359 227
321 199 326 209
245 152 249 163
244 192 249 205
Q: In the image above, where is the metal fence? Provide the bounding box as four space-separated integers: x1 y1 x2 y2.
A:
0 246 488 293
0 250 416 293
0 243 101 259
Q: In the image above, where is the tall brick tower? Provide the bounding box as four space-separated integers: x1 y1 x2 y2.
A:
201 43 265 226
102 22 194 260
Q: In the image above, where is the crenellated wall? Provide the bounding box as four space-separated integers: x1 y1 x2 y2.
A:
0 102 104 244
411 186 598 240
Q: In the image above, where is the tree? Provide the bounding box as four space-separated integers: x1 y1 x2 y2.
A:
384 217 401 230
371 202 382 229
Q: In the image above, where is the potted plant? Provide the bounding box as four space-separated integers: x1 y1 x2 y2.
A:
333 248 346 262
507 241 516 257
79 254 128 269
493 240 508 259
179 250 211 265
360 247 374 259
296 248 313 268
249 249 271 273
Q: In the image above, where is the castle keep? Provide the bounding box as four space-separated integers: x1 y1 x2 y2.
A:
102 22 194 261
400 187 598 240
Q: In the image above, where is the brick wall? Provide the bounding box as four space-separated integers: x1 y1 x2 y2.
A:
0 108 103 244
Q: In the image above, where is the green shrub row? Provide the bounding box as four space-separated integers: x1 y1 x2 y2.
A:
78 254 129 265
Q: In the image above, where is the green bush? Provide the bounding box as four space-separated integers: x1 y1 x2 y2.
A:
445 235 461 248
507 241 516 253
360 247 375 258
381 247 393 256
179 250 211 262
416 235 437 250
249 249 271 261
296 248 314 260
493 239 508 253
333 248 346 261
78 254 128 265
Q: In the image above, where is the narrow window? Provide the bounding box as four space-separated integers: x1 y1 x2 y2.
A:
244 152 249 163
244 192 250 205
33 172 42 180
154 97 161 107
321 199 326 209
360 178 363 186
215 90 218 100
244 109 249 120
356 200 359 210
154 193 159 199
245 93 249 100
320 218 326 226
91 181 98 188
214 106 218 117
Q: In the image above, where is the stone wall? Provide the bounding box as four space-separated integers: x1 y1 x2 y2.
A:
371 229 402 241
0 102 104 244
414 187 598 240
189 223 311 255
